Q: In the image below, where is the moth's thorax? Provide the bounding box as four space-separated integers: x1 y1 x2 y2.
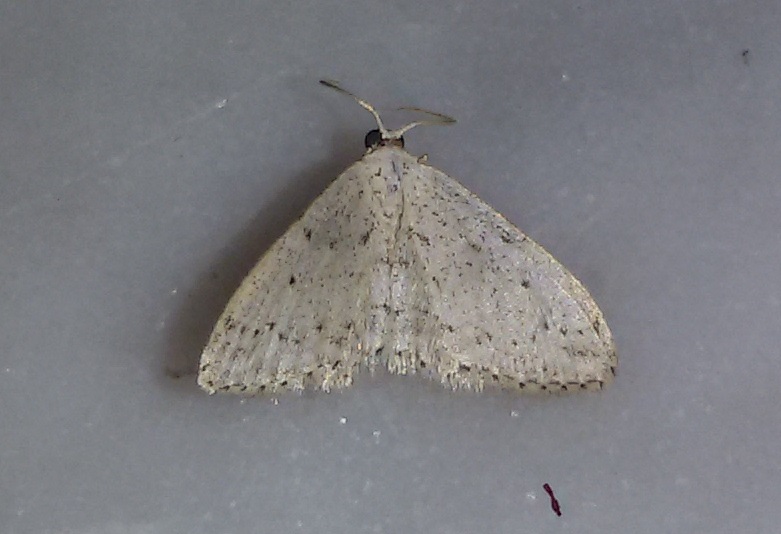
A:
361 145 422 174
363 144 413 158
364 145 426 201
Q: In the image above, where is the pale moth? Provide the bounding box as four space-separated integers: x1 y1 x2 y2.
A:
198 80 616 395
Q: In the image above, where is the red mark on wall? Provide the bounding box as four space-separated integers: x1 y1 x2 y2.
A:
543 483 562 516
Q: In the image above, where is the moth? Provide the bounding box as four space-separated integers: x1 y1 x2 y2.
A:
198 81 616 394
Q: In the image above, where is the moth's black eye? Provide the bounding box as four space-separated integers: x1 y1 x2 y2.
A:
364 129 383 149
364 129 404 149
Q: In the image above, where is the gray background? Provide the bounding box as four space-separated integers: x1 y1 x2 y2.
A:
2 1 779 533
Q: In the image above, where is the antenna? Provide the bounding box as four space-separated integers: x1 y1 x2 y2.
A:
320 80 456 140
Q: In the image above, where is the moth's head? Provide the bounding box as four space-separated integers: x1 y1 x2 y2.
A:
320 79 455 152
364 129 404 151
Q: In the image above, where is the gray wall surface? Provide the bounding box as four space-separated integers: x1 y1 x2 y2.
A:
2 1 779 533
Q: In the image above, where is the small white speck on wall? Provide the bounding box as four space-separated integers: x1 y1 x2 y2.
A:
197 81 616 395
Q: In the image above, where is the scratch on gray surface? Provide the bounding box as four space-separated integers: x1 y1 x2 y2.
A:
2 92 241 224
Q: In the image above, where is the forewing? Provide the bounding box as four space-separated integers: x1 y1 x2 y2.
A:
389 159 616 392
198 158 397 394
